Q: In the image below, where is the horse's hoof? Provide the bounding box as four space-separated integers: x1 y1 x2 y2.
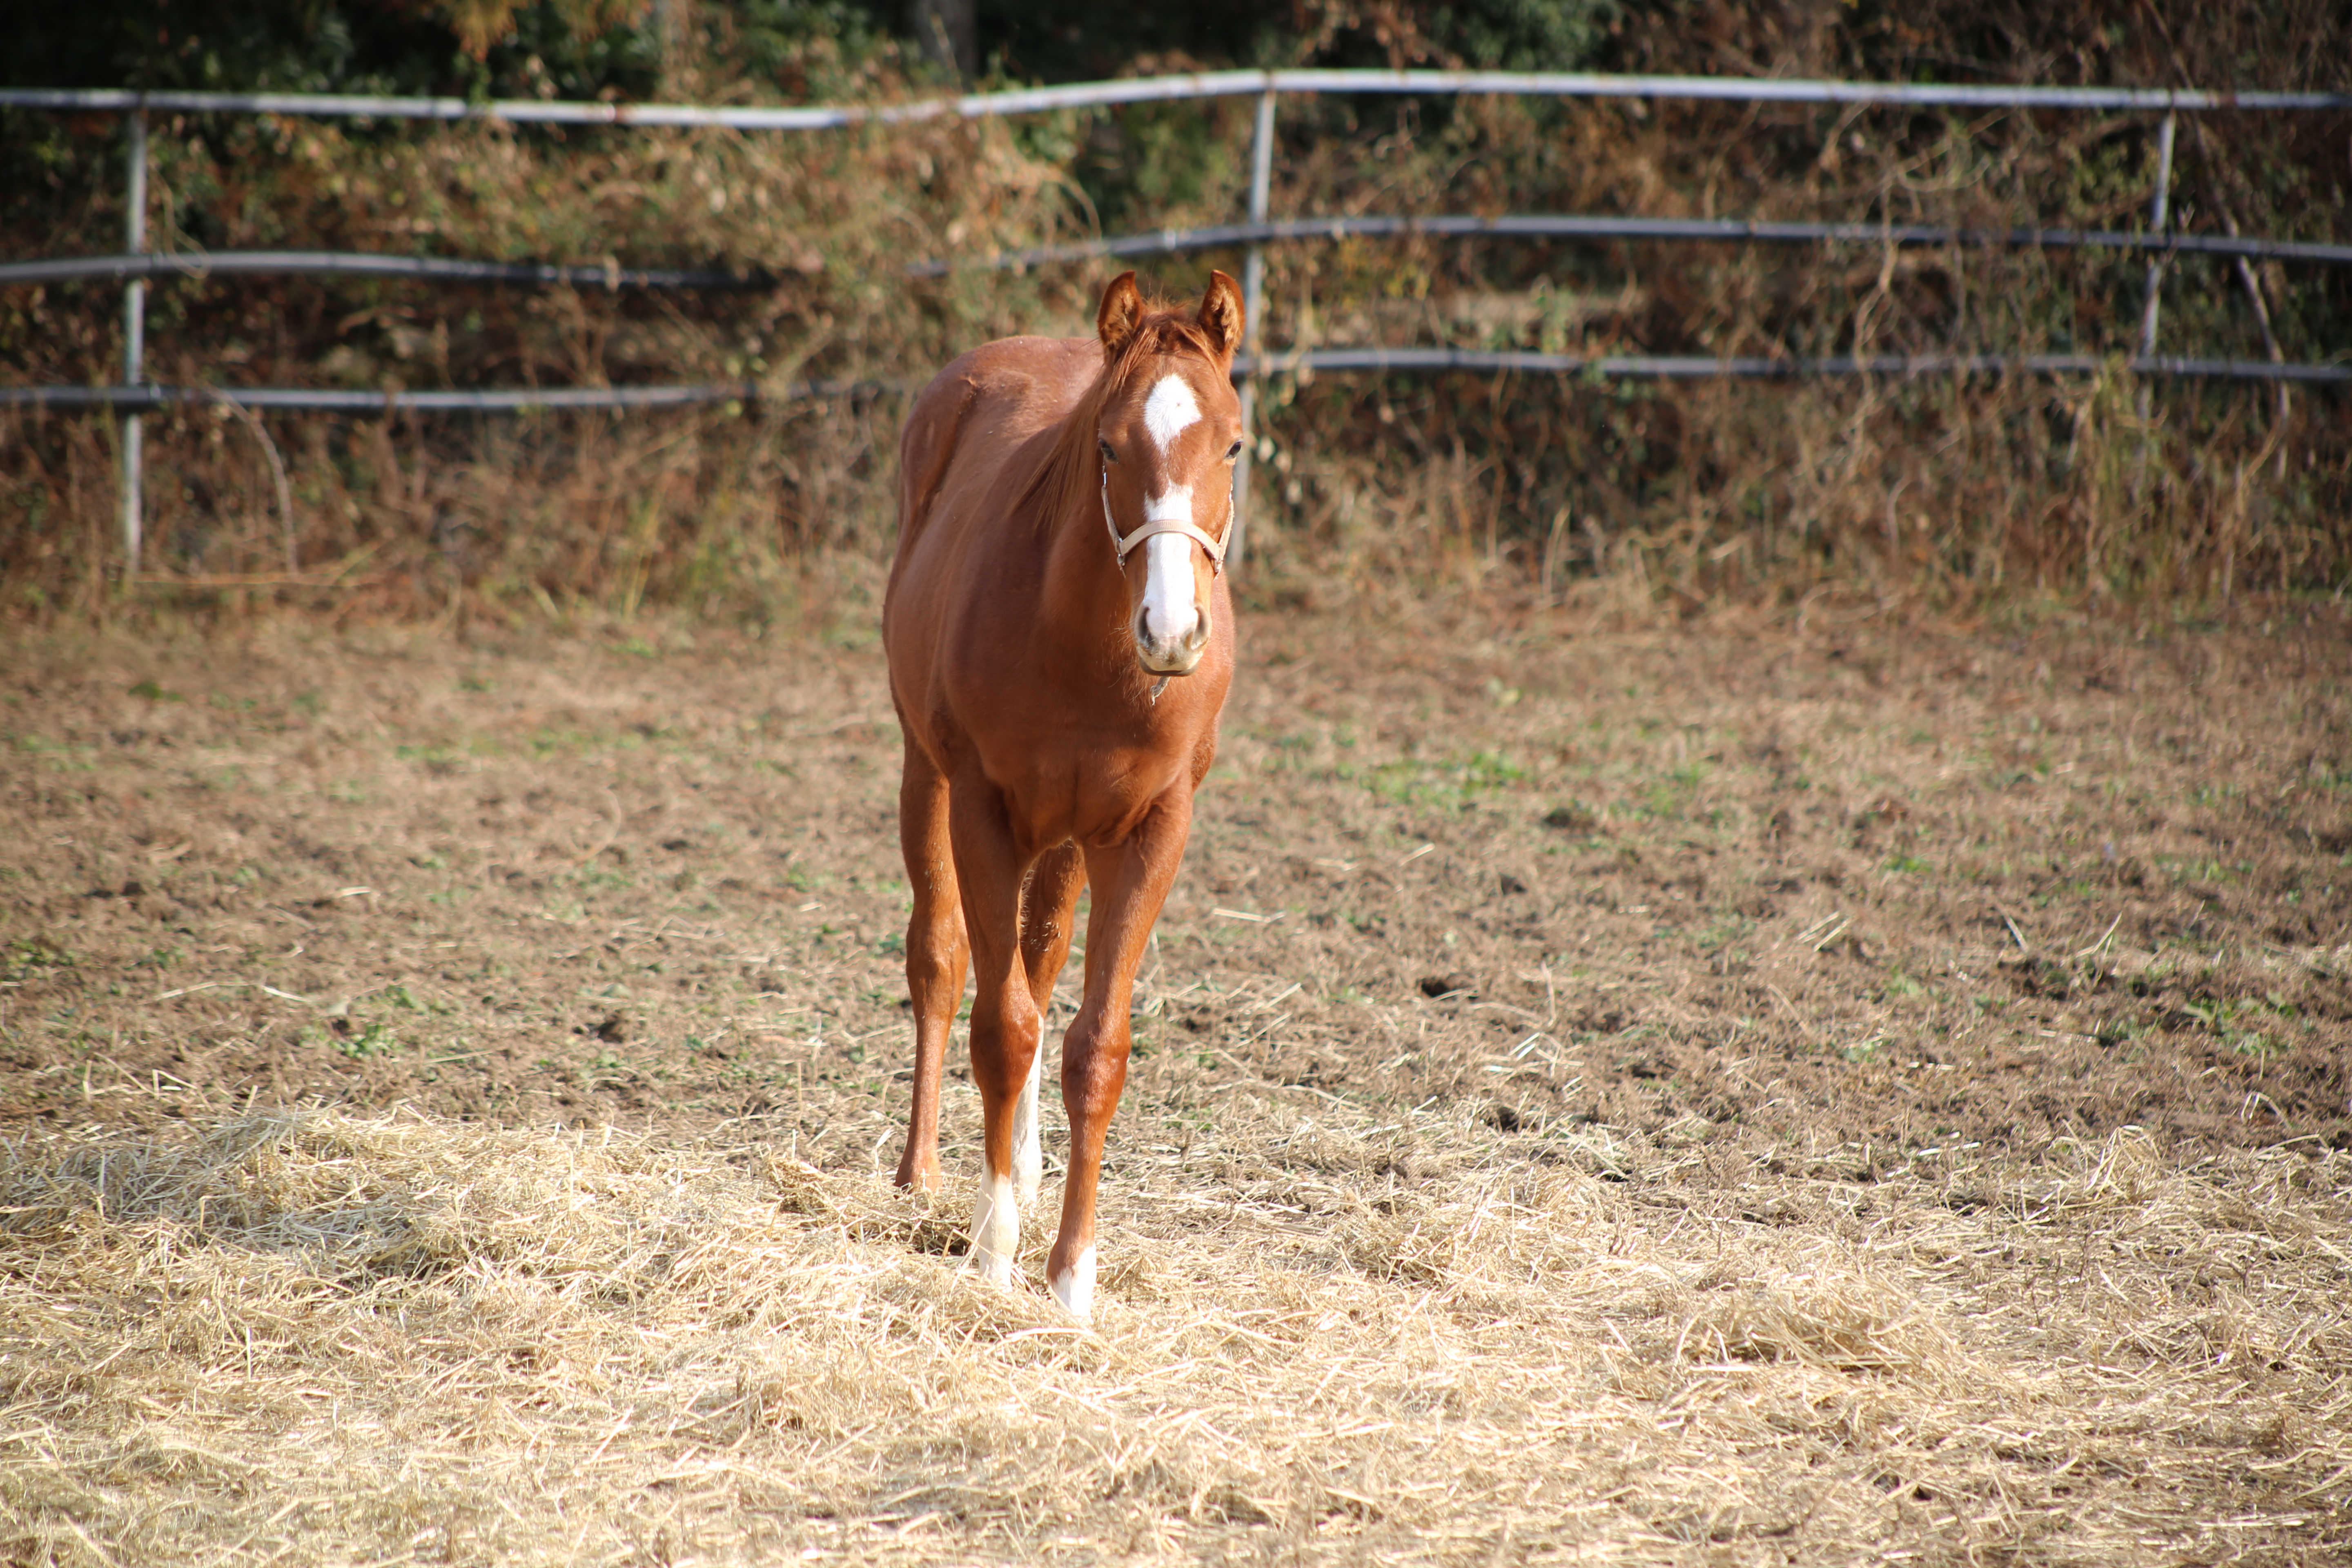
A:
1050 1245 1096 1321
963 1247 1018 1288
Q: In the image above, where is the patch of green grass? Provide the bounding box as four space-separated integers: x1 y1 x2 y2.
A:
585 1049 630 1084
2096 1013 2150 1047
1697 913 1753 953
2180 994 2297 1059
321 1020 400 1060
1364 749 1530 810
1632 762 1711 823
528 727 612 757
3 938 73 982
13 734 97 772
381 985 424 1011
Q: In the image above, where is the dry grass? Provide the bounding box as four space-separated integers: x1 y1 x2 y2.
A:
2 1100 2347 1564
3 608 2349 1561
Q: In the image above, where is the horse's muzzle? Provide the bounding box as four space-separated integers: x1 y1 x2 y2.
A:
1134 603 1210 675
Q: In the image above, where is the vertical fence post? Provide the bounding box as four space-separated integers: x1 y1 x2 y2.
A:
1229 86 1276 568
2129 111 2176 500
2136 111 2177 361
120 105 148 577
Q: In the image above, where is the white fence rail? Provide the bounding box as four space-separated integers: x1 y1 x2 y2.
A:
4 68 2347 569
7 71 2348 124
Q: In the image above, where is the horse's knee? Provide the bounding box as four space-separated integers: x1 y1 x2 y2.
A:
970 1003 1042 1100
905 937 960 993
1059 1017 1130 1113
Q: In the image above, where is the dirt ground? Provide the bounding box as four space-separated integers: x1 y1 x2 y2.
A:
2 602 2350 1564
5 605 2348 1158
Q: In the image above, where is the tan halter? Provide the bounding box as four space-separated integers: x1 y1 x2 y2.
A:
1102 468 1229 576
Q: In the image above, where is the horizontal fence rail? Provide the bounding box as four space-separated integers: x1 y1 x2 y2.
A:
0 251 772 290
9 351 2340 417
6 72 2350 127
0 381 788 412
21 208 2348 300
914 214 2352 276
4 67 2347 572
1247 348 2352 383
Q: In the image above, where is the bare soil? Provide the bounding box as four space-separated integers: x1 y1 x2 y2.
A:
2 604 2349 1564
5 608 2347 1160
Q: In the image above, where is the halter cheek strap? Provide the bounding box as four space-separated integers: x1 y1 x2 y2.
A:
1102 468 1229 575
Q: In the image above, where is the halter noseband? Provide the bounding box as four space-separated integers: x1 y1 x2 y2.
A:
1101 468 1229 576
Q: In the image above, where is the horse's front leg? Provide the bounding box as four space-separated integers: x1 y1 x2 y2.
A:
948 779 1042 1287
1055 791 1195 1320
1015 844 1085 1207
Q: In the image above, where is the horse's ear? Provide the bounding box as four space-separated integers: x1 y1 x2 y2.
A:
1196 270 1245 361
1097 272 1145 359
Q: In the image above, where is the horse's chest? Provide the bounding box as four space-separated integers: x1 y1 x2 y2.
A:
983 734 1183 846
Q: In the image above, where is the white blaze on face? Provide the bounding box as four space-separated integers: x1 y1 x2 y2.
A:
1139 493 1198 648
968 1168 1018 1287
1134 372 1208 659
1142 372 1201 453
1051 1244 1098 1321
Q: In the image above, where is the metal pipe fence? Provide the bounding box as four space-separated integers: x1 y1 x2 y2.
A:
7 71 2349 122
30 212 2344 294
0 252 773 290
8 352 2339 418
909 214 2352 277
3 68 2347 570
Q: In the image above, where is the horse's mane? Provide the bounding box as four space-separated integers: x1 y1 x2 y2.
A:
1019 304 1226 541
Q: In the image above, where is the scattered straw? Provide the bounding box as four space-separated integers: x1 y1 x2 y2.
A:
2 1108 2346 1563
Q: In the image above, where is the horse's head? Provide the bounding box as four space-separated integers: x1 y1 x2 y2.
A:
1093 270 1245 678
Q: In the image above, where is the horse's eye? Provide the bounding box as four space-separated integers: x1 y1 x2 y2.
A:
1224 440 1243 462
1098 439 1117 464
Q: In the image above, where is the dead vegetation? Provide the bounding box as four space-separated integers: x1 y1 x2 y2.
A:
1 1096 2346 1564
1 606 2349 1561
4 2 2346 619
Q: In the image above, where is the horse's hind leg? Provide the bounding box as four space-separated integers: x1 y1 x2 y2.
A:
894 742 965 1194
1013 844 1085 1206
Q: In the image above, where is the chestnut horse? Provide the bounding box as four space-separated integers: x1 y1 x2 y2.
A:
883 271 1244 1319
